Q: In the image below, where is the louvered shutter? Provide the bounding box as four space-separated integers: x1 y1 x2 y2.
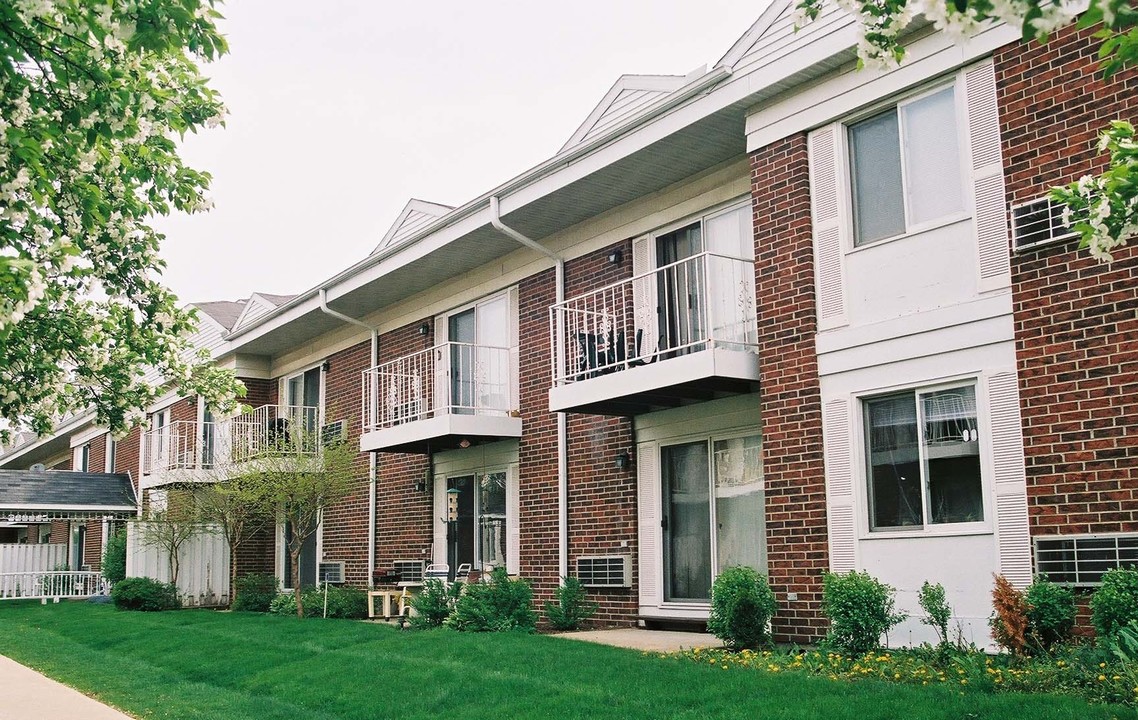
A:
963 61 1011 292
987 372 1032 588
636 441 661 608
631 235 658 361
434 314 448 415
507 286 520 413
823 398 857 573
506 464 520 575
433 475 448 565
809 125 848 329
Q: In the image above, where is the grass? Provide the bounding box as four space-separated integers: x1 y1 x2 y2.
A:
0 602 1133 720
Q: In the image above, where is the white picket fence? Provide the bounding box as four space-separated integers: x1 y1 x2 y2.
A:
0 543 68 574
0 571 105 601
125 522 230 607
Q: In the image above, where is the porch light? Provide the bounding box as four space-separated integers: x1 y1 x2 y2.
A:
418 323 430 336
614 452 630 472
607 249 623 265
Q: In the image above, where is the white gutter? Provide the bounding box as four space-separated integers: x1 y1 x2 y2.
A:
318 288 380 588
223 66 732 345
488 197 570 585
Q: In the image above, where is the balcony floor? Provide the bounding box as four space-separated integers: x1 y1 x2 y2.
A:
548 346 760 416
360 413 523 454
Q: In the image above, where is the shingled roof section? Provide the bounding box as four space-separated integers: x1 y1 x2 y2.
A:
0 470 137 519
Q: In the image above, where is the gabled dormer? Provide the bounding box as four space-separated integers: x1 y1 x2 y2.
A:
372 199 454 254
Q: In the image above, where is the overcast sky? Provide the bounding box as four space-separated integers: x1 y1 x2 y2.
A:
156 1 769 304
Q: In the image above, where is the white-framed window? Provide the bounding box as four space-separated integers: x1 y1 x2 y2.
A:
105 436 116 473
433 463 520 576
863 382 985 531
284 364 323 431
848 83 965 247
435 288 517 416
77 443 90 472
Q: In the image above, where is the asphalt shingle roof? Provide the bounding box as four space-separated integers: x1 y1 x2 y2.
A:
0 470 137 517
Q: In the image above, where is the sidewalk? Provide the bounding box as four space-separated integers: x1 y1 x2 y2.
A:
0 655 133 720
552 628 723 653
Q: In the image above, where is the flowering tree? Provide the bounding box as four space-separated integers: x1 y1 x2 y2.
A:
794 0 1138 260
0 0 242 440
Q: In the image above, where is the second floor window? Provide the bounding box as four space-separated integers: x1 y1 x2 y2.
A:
849 85 964 246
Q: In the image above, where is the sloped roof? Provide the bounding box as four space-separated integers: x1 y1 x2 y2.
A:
373 199 455 254
560 73 696 152
715 0 795 69
230 292 298 333
193 300 247 331
0 470 137 519
257 293 297 307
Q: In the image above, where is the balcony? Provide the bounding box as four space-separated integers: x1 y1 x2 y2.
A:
141 405 320 489
548 251 760 415
360 342 521 454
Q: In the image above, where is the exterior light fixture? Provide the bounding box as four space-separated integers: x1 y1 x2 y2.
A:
615 452 630 471
321 360 331 372
458 438 471 449
608 249 623 265
418 323 430 336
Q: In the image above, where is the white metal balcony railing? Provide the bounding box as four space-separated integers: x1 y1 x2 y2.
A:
549 252 758 386
362 342 512 433
0 571 106 601
143 405 320 475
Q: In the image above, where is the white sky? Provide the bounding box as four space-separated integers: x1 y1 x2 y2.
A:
156 1 769 304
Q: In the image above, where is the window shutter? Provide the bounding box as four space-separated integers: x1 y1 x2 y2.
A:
433 475 448 565
631 235 658 360
823 398 856 573
506 464 520 575
963 61 1011 292
987 371 1032 588
433 314 448 414
809 125 848 329
636 441 661 608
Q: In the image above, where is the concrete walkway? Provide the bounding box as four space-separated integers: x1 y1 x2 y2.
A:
552 628 724 653
0 655 133 720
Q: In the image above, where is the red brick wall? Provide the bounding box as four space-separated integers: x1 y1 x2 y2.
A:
83 521 103 570
239 377 273 411
48 521 68 544
114 427 141 493
372 320 433 579
235 524 276 578
563 241 638 625
170 397 197 424
751 133 830 644
997 24 1138 538
317 339 373 586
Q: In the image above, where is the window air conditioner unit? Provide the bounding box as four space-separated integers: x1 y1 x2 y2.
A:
1011 197 1076 251
317 561 345 585
393 559 425 584
576 555 632 588
320 420 346 446
1035 533 1138 587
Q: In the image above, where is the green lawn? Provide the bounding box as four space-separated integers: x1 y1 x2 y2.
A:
0 602 1131 720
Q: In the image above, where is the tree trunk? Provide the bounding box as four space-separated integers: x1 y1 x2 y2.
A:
291 545 303 618
228 538 238 608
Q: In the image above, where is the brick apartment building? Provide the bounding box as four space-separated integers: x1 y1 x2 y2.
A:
1 1 1134 645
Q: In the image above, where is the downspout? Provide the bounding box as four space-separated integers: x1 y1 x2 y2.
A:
319 288 380 588
489 196 569 583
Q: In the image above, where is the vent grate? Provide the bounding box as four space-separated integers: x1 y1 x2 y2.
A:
577 555 631 588
393 559 424 584
1012 197 1075 251
1035 533 1138 586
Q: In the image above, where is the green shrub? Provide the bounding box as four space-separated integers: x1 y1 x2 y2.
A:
410 578 462 628
267 586 368 619
1092 567 1138 639
232 574 278 613
917 581 952 648
545 576 599 632
111 577 180 611
317 585 368 619
268 592 296 616
707 566 778 650
1024 575 1075 654
448 567 536 632
101 529 126 584
821 571 906 656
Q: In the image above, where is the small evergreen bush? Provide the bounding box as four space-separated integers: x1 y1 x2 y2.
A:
917 581 952 648
101 529 127 584
821 571 906 656
448 567 536 632
232 573 279 612
545 576 599 631
1024 575 1075 653
410 578 462 628
1092 567 1138 639
707 566 778 650
111 577 180 611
